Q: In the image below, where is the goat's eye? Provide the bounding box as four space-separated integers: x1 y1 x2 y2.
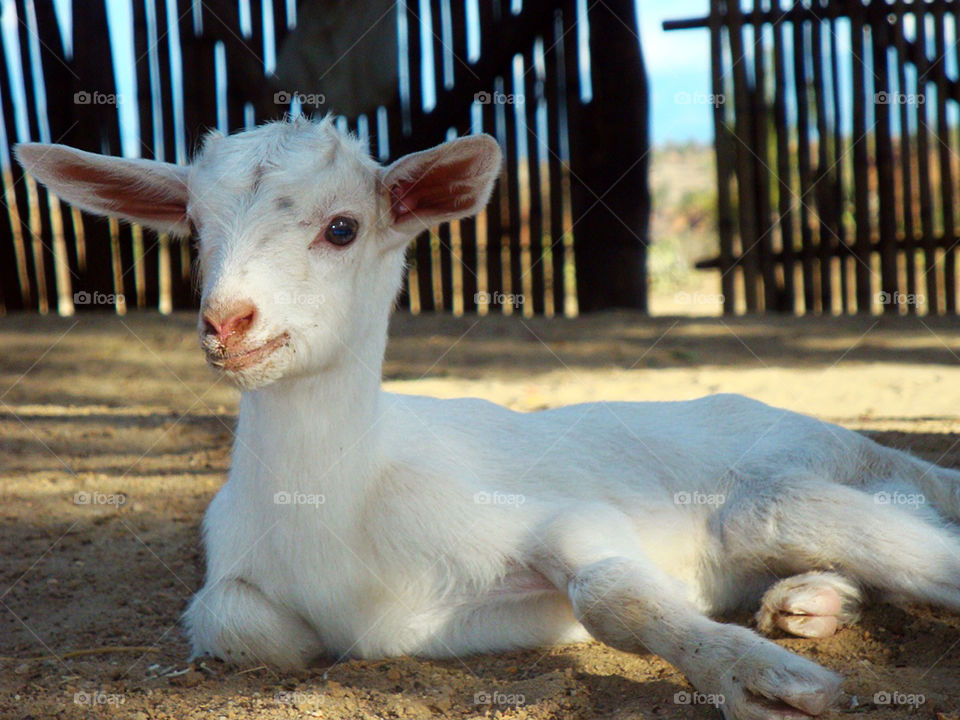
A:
323 216 358 247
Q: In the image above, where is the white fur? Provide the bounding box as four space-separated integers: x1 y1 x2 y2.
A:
17 118 960 720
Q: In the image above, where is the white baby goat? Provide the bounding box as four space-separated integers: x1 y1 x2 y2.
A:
17 118 960 720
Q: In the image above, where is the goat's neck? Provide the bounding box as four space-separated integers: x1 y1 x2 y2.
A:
233 331 387 492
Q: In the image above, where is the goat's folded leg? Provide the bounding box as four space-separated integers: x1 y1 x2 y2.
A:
529 507 843 720
184 578 322 669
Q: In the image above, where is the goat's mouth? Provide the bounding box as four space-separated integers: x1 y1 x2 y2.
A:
206 332 291 372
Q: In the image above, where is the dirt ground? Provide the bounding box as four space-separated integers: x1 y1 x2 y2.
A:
2 311 959 720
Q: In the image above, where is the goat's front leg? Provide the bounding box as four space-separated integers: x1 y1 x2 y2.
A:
530 507 842 720
184 578 323 669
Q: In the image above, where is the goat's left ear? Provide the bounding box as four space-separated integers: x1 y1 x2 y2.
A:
381 134 502 238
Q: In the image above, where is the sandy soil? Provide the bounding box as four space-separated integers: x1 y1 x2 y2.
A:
1 311 959 720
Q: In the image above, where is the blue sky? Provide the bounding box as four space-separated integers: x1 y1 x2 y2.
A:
637 0 714 144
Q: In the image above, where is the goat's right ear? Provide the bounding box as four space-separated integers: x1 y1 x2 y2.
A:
14 143 191 236
381 134 502 240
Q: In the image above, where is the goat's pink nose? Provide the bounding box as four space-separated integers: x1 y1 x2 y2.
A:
202 301 257 343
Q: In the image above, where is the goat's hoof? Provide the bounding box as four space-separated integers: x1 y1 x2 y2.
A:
722 656 843 719
756 572 862 639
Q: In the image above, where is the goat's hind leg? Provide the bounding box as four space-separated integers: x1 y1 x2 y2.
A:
718 478 960 620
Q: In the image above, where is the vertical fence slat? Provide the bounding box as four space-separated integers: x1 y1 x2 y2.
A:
482 96 505 314
501 70 521 316
914 9 939 312
810 10 835 313
750 0 777 312
450 0 478 313
710 0 735 314
893 2 916 311
850 7 873 313
14 0 53 313
430 0 455 311
518 51 541 317
770 2 796 313
792 10 817 312
871 2 899 315
0 11 30 310
933 5 956 312
827 5 850 313
525 47 547 316
132 0 160 310
545 9 566 316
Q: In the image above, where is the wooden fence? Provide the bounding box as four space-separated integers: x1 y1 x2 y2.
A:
0 0 651 317
666 0 960 314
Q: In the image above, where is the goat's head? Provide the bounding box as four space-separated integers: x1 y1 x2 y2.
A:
16 118 502 389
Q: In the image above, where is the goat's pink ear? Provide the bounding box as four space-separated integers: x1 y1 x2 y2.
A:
14 143 191 236
382 134 502 235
